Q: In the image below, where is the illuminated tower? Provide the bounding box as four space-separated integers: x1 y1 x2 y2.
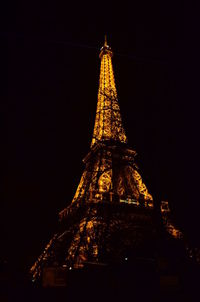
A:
31 38 157 285
62 37 153 208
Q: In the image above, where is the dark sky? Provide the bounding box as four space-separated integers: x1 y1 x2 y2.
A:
5 1 200 272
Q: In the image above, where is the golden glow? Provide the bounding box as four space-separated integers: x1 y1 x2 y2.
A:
98 170 112 192
161 201 183 239
70 152 153 206
30 235 57 281
72 171 87 203
69 42 153 207
133 170 153 201
67 217 100 266
91 44 127 147
30 40 155 281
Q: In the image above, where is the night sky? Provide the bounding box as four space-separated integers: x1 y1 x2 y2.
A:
5 1 200 274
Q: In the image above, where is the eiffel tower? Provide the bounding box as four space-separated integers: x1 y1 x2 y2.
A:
30 38 185 291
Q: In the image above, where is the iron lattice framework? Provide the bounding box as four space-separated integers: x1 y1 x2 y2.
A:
68 38 153 207
91 37 127 147
30 38 155 282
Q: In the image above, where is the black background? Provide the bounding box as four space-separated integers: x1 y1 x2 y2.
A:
5 1 200 275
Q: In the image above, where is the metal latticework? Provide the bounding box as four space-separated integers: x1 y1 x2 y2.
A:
69 143 153 206
70 38 153 206
30 38 155 283
91 38 127 147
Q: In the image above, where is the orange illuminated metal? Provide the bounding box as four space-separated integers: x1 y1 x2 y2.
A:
160 201 183 239
70 38 153 206
30 38 155 282
91 37 127 147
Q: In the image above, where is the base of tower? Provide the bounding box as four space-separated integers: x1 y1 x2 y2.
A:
41 256 183 293
24 257 200 302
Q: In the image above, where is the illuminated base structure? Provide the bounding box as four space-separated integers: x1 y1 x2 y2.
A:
31 141 158 286
31 199 186 292
30 39 199 298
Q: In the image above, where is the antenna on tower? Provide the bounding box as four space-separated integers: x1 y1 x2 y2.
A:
104 35 108 47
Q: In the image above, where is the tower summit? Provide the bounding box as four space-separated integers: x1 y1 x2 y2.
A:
91 36 127 147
